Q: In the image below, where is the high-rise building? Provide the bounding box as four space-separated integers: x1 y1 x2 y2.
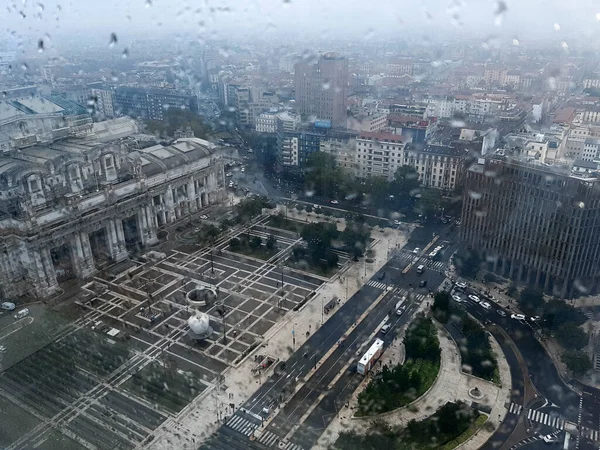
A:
460 156 600 297
294 53 348 127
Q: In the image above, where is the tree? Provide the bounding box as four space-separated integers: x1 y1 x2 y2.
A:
518 287 544 315
542 299 586 331
249 236 262 250
418 188 443 219
305 205 313 213
390 166 420 206
196 224 220 244
432 291 451 323
266 234 277 251
453 248 481 279
229 237 240 249
562 351 592 375
506 282 518 297
296 204 304 212
304 152 344 198
341 217 371 260
555 323 588 350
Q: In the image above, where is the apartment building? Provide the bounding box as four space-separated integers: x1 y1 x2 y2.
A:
355 132 406 180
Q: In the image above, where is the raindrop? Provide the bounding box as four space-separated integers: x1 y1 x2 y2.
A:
109 32 118 47
451 120 466 128
494 1 507 26
21 63 28 71
597 13 600 21
37 39 44 52
19 10 26 18
122 48 129 59
283 0 291 3
322 81 331 90
577 201 585 209
561 41 569 50
512 38 520 46
468 191 482 200
553 23 561 31
145 0 152 7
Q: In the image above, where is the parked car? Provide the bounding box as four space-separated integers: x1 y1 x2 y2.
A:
511 313 526 321
497 310 507 317
396 306 407 316
452 294 463 303
480 301 491 310
468 294 480 303
455 282 467 290
412 247 421 254
330 200 339 204
1 302 15 311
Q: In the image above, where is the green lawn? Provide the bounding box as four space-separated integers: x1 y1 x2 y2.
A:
229 244 279 261
267 215 306 234
439 413 488 450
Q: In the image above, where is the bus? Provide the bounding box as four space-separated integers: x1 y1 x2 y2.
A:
357 338 385 375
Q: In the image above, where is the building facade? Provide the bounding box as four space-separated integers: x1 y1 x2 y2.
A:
0 122 224 300
113 87 198 120
294 53 348 127
460 157 600 297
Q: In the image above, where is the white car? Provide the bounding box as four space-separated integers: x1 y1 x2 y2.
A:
330 200 339 205
380 324 391 335
468 294 480 303
412 248 421 254
480 301 491 310
452 294 463 303
225 172 233 177
497 310 507 317
240 167 245 173
511 313 526 320
1 302 15 311
455 282 467 290
200 215 208 220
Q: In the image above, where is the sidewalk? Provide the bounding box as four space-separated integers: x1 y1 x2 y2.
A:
147 216 410 450
314 316 512 449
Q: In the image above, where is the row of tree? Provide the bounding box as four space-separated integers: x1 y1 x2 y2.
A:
303 152 448 219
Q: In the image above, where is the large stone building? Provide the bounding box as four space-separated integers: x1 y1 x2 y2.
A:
0 118 225 300
460 156 600 297
113 87 198 120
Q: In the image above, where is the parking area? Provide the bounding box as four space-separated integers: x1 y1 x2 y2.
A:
0 216 330 450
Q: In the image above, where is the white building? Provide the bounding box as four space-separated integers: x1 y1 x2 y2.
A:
355 132 406 180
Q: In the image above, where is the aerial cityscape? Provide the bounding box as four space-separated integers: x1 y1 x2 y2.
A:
2 1 600 450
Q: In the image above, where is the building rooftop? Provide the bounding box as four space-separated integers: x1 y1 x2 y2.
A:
357 131 406 142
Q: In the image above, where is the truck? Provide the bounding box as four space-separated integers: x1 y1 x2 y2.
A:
357 338 385 375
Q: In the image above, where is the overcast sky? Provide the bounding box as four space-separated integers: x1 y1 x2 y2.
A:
3 0 600 53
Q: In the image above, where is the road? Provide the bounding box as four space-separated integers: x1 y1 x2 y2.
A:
452 285 600 450
200 224 451 450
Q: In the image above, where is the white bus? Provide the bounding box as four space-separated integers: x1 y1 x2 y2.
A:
357 338 385 375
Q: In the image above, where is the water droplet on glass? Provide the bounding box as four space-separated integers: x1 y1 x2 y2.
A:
494 1 507 26
37 39 44 52
512 38 520 46
596 13 600 21
451 120 466 128
561 41 569 50
554 23 561 31
145 0 153 7
109 32 118 47
468 191 482 200
21 63 28 71
19 10 26 19
122 48 129 59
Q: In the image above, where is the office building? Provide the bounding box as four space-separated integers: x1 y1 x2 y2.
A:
460 157 600 297
294 53 348 127
113 87 198 120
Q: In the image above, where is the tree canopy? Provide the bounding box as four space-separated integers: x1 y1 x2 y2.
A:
562 350 592 375
145 108 211 138
518 287 544 315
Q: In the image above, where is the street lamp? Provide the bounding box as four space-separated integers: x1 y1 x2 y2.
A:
210 247 215 274
292 323 296 352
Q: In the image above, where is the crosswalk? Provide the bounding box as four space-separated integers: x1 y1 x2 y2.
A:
366 280 388 290
256 431 305 449
508 403 523 415
526 409 566 429
506 403 566 430
225 414 259 437
581 427 600 442
393 252 447 272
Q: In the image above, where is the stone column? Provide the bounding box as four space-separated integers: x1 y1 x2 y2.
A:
107 219 128 262
145 206 159 245
71 232 95 278
29 248 59 297
188 177 198 213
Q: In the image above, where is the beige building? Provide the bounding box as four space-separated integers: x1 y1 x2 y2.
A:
347 113 387 132
355 132 406 180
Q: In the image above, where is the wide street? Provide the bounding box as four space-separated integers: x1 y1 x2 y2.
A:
200 223 450 450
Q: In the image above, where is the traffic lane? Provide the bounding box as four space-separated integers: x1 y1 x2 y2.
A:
460 292 580 420
265 287 408 437
479 326 525 450
581 387 600 430
291 303 419 447
245 285 384 414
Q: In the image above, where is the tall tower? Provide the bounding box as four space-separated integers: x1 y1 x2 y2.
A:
294 53 348 127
